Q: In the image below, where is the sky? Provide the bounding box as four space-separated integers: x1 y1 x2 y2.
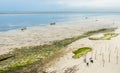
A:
0 0 120 12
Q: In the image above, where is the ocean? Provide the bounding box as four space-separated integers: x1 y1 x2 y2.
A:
0 12 120 32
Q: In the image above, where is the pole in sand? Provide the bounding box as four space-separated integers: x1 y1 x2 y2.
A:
109 50 111 63
102 53 105 67
116 48 118 64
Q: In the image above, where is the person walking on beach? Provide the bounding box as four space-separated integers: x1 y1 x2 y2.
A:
89 57 94 63
86 62 89 66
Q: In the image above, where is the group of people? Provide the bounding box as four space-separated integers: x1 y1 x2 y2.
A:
84 57 94 66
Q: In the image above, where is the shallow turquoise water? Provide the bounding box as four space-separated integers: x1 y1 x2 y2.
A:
0 13 120 32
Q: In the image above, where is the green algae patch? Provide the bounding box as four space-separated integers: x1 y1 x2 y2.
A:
72 47 92 59
103 32 119 40
0 28 116 73
89 32 119 40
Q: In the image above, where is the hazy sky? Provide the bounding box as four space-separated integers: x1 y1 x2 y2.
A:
0 0 120 12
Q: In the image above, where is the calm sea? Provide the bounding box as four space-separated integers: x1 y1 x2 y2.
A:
0 13 120 32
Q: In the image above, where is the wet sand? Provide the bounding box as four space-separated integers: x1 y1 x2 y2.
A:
0 16 120 73
0 17 119 56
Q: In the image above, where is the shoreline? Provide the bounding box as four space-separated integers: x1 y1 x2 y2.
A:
0 14 120 32
0 17 119 55
0 16 120 72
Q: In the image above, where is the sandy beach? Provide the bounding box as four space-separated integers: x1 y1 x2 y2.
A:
45 28 120 73
0 16 120 73
0 17 119 55
1 0 120 72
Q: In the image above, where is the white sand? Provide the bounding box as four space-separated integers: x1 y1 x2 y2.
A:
0 16 120 73
45 29 120 73
0 16 120 56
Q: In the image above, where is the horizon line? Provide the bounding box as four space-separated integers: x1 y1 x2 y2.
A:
0 11 120 14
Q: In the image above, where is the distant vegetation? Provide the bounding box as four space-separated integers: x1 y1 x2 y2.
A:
0 27 117 73
72 47 92 59
89 32 119 40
